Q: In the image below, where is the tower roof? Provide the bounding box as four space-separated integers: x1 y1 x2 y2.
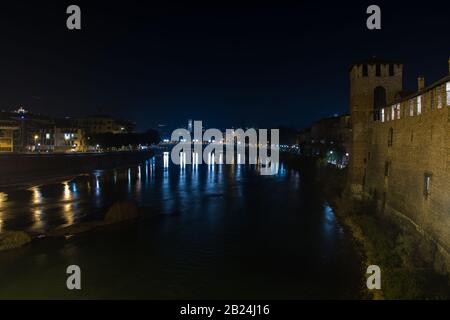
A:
350 57 403 71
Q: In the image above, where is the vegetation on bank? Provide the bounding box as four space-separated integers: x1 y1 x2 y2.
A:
0 231 31 251
282 153 450 299
89 129 160 150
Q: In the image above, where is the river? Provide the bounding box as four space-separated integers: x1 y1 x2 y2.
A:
0 153 364 299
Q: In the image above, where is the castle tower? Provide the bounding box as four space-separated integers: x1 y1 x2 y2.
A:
349 58 403 195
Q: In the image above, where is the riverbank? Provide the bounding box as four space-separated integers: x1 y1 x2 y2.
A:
282 153 450 299
0 150 153 190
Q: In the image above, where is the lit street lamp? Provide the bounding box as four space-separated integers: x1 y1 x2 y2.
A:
34 135 39 151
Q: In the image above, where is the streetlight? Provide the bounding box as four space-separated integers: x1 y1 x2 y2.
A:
34 135 39 151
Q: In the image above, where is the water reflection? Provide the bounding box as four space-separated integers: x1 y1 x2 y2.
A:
236 160 241 178
163 152 169 168
0 154 364 299
161 158 171 214
63 182 72 201
145 161 149 182
64 203 74 225
32 209 44 230
72 182 78 194
1 156 255 232
323 205 336 236
0 156 327 237
135 166 142 199
127 169 131 193
31 186 42 204
279 162 286 177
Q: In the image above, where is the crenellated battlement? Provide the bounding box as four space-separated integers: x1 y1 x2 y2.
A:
375 76 450 124
350 59 403 79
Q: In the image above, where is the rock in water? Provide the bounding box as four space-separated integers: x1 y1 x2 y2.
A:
0 231 32 251
104 201 139 224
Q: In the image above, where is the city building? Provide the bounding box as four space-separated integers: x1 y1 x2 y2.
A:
9 108 55 152
34 123 55 152
53 121 85 152
0 114 19 152
0 110 87 152
76 115 136 136
349 57 450 271
297 114 351 167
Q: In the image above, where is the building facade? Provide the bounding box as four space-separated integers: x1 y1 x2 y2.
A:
298 114 351 167
0 110 86 152
349 57 450 271
0 117 19 152
53 126 85 152
76 115 136 136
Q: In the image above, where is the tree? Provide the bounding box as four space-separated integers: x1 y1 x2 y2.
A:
89 129 160 149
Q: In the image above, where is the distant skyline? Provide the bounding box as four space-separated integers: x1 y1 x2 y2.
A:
1 1 450 131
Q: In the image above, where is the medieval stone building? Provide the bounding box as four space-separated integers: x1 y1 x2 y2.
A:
349 57 450 272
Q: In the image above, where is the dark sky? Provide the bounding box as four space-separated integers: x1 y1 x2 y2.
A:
1 1 449 131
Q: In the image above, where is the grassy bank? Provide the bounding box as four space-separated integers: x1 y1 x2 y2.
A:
282 153 450 299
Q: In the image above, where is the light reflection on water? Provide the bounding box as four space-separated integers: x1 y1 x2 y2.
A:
0 154 364 299
0 157 322 237
31 186 42 204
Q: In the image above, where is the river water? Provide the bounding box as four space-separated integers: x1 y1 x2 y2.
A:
0 154 364 299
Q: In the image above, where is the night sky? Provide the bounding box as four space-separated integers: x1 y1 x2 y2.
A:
1 1 449 131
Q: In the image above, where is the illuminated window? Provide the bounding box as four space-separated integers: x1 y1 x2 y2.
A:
45 133 51 140
395 104 401 119
381 108 385 122
447 82 450 106
417 96 422 115
64 133 71 140
391 105 395 120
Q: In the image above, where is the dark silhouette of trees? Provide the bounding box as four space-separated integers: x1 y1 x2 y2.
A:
89 129 160 149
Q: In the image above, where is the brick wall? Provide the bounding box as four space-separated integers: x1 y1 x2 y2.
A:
363 91 450 271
